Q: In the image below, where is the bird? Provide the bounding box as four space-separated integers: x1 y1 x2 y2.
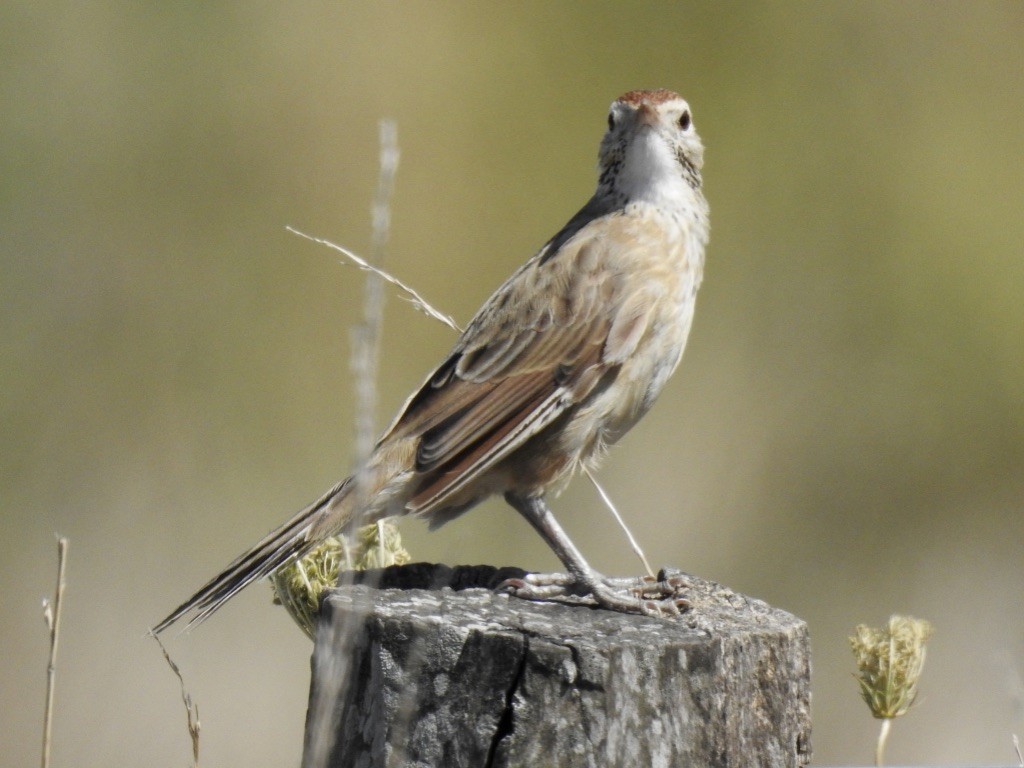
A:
154 88 710 634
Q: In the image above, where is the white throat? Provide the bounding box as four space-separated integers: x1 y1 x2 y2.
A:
615 129 694 210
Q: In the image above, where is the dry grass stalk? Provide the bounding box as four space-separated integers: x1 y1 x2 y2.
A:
285 226 459 333
41 536 68 768
351 118 400 465
154 635 201 767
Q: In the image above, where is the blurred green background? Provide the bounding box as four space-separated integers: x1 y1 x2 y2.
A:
2 3 1022 766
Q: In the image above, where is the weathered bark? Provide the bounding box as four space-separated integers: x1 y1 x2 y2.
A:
302 564 811 768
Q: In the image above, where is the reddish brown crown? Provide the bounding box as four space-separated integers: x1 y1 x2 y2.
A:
616 89 682 106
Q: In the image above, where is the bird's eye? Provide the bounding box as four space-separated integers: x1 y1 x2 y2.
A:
678 110 691 131
607 112 616 131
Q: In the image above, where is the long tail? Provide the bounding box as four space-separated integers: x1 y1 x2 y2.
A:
152 477 353 634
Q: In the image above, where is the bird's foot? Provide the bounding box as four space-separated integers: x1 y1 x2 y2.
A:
499 569 691 618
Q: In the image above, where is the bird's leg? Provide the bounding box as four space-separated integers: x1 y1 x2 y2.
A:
501 492 689 617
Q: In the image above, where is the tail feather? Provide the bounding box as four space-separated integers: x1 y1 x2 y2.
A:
152 478 351 635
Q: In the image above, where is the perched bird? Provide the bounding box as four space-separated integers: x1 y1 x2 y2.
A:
154 89 709 633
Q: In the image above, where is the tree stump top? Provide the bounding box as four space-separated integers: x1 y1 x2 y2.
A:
303 564 811 768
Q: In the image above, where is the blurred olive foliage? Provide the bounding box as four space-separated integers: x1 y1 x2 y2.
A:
2 4 1022 766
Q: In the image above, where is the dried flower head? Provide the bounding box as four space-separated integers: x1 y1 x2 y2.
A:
271 520 411 639
850 615 933 719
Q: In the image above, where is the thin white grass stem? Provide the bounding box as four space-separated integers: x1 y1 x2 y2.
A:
285 226 460 334
41 536 68 768
582 467 655 578
875 716 891 767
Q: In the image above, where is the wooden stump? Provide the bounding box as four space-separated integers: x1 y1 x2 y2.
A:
301 564 811 768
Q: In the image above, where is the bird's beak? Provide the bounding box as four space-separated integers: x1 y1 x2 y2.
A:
636 102 659 128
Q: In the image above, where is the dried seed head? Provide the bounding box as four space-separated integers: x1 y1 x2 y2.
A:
271 521 411 639
850 615 934 719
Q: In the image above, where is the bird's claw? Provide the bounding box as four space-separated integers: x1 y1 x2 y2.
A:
498 570 690 618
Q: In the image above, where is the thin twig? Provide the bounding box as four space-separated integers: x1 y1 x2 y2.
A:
285 226 460 333
582 467 655 578
41 536 68 768
1013 733 1022 767
154 635 201 767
